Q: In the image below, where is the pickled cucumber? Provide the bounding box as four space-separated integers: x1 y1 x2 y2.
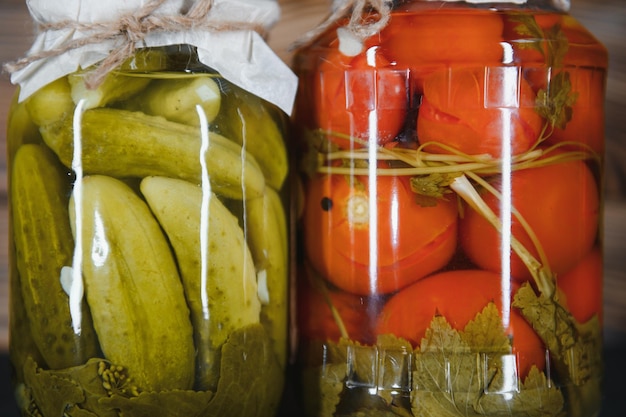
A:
213 79 289 190
11 144 100 370
245 188 289 368
140 176 261 391
123 75 221 126
69 175 195 392
40 107 266 200
24 76 74 127
68 47 169 109
68 71 151 110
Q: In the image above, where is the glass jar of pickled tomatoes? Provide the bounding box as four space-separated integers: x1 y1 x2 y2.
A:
291 1 607 416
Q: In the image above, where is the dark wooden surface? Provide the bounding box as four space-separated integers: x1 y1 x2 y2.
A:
0 1 624 415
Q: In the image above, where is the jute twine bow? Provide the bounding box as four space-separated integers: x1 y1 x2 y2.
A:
3 0 267 89
290 0 393 54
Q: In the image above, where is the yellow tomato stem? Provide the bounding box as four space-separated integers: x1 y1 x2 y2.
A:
305 262 350 341
465 170 553 281
320 163 495 176
318 132 595 178
326 149 491 164
529 121 553 151
450 175 556 298
318 146 593 180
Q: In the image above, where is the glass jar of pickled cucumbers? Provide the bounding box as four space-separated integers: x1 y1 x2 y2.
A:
6 1 295 416
291 1 607 416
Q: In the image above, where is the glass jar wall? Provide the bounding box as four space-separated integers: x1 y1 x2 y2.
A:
7 45 289 417
291 2 607 416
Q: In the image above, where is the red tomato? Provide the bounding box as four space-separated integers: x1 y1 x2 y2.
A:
375 269 546 379
460 158 599 281
297 272 378 345
416 67 543 157
303 172 458 296
314 46 408 149
545 68 606 155
378 10 504 94
557 248 603 324
381 10 505 68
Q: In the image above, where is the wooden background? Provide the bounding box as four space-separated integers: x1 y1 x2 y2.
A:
0 0 624 353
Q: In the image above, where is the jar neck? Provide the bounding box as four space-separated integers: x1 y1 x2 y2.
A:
332 0 570 12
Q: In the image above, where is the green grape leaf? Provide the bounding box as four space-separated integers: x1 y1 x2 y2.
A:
65 406 100 417
565 316 603 384
22 356 86 417
513 284 603 417
305 303 570 417
411 305 565 417
477 367 565 417
301 361 347 417
318 338 373 390
411 317 481 416
513 284 576 360
21 324 282 417
375 334 414 407
201 323 284 417
23 357 142 417
462 303 512 353
341 402 410 417
101 390 213 417
102 324 282 417
301 337 416 417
